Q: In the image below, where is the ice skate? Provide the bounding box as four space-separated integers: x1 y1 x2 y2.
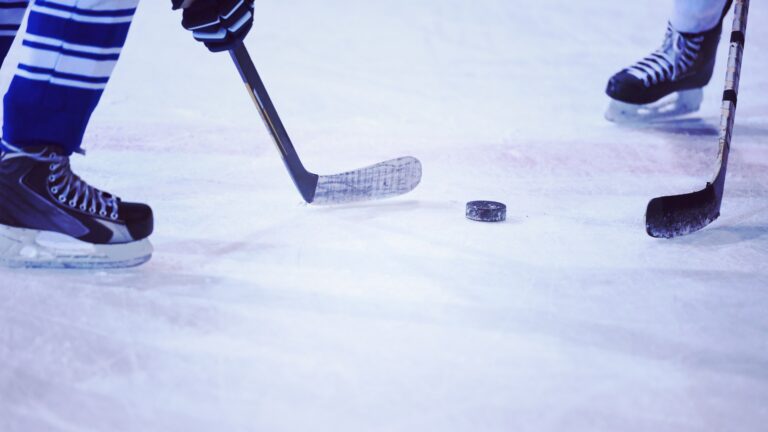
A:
0 144 153 269
605 21 722 123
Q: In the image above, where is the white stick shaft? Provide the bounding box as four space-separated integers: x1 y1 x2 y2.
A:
714 0 749 182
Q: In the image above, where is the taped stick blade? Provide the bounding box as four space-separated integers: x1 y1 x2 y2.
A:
645 183 722 238
311 157 422 205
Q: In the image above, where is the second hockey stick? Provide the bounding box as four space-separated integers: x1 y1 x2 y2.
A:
645 0 749 238
229 42 422 205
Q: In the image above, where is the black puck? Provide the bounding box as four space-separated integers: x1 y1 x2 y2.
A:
466 201 506 222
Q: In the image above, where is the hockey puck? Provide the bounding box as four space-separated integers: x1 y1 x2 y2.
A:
466 201 506 222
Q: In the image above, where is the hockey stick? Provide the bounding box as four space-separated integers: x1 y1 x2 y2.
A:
229 42 422 205
645 0 749 238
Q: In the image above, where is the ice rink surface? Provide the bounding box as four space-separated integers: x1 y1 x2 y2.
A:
2 1 768 431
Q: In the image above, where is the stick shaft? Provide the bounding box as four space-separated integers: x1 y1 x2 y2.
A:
229 42 318 202
713 0 749 186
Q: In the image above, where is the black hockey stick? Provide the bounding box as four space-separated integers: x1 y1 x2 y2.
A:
645 0 749 238
229 42 422 205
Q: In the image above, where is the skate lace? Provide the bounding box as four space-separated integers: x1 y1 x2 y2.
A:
0 142 121 220
47 154 120 220
626 23 704 87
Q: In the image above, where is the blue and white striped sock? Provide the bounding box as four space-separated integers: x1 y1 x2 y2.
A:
0 0 29 68
3 0 139 154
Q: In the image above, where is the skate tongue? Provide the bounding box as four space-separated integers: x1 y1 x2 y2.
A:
42 145 69 157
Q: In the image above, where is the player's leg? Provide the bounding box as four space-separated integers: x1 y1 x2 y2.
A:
0 0 153 269
0 0 29 68
4 0 142 154
604 0 732 123
672 0 731 33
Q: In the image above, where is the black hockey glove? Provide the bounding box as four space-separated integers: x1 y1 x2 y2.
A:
176 0 255 53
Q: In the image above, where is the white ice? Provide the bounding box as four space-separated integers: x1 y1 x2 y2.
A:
1 1 768 431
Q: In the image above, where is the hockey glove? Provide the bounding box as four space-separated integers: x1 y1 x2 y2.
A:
178 0 255 53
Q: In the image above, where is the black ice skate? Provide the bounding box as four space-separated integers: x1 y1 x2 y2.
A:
0 144 153 269
605 21 722 123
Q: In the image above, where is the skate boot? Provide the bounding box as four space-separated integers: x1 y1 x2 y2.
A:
0 144 153 269
605 21 722 123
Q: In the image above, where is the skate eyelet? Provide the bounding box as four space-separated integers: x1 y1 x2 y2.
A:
99 210 107 217
110 213 118 220
51 187 58 194
48 175 55 182
89 208 96 214
58 195 66 203
68 200 76 207
80 205 87 211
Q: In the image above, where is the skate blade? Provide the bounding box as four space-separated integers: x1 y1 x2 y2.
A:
605 88 703 124
0 225 153 270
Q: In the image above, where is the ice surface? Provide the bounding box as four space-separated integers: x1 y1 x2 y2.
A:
1 1 767 431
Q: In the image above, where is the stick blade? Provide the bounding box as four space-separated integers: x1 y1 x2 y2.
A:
311 156 422 205
645 183 722 238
